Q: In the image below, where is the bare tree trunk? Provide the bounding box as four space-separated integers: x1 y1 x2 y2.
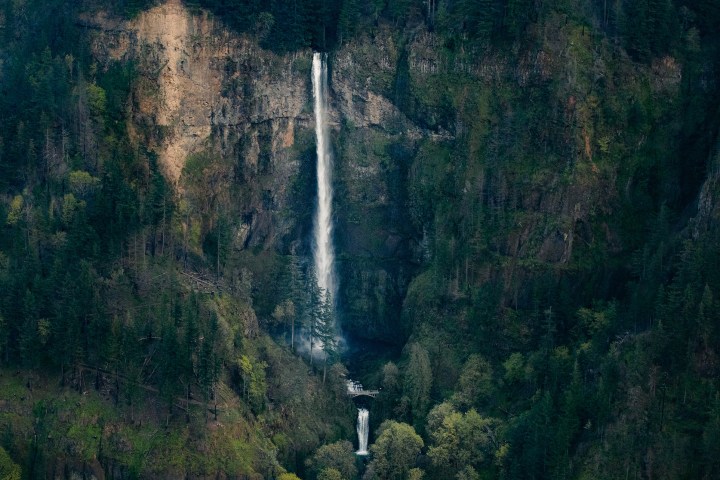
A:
183 217 189 268
310 333 314 366
323 358 327 384
186 385 191 423
114 369 119 406
160 197 166 256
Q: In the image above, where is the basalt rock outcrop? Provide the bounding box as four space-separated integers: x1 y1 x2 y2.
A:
81 1 704 344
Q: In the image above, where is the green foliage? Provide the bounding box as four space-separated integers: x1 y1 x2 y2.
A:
367 421 424 480
0 446 21 480
305 440 357 480
426 404 498 477
1 1 720 479
454 354 494 408
0 369 271 477
408 468 425 480
86 83 107 117
621 0 679 61
403 343 432 424
279 473 302 480
0 3 356 477
195 0 343 52
338 0 360 44
4 196 23 226
316 468 343 480
238 353 267 412
68 170 100 197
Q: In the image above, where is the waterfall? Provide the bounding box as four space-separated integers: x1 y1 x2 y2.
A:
314 52 371 458
356 408 369 455
312 52 336 306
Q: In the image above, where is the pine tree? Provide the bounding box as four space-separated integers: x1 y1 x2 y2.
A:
198 312 220 404
338 0 360 45
305 267 321 365
316 294 337 384
288 251 305 352
404 343 433 424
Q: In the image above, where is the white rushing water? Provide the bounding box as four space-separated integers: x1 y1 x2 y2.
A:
347 380 363 393
349 381 370 455
312 52 336 306
314 53 370 457
356 408 369 455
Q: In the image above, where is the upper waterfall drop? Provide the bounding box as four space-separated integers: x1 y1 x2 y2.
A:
312 52 336 307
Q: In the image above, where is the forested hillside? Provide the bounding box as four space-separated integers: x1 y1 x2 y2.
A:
1 0 720 479
0 1 351 478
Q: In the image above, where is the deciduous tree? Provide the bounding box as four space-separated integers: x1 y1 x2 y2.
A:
367 421 423 480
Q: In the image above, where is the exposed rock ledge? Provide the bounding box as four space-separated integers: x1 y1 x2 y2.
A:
84 0 310 186
83 1 420 190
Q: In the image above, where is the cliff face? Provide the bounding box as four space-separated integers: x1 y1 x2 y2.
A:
85 0 311 249
329 34 426 340
81 1 708 344
83 3 428 339
325 18 704 344
5 1 720 478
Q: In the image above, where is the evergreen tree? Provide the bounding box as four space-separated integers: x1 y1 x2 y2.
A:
403 343 433 425
315 293 337 384
305 267 321 365
368 421 424 480
427 406 497 477
338 0 360 45
305 440 357 480
288 251 306 352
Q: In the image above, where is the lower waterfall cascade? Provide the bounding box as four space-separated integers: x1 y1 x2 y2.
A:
356 408 369 455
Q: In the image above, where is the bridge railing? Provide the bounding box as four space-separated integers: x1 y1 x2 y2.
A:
347 389 379 398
